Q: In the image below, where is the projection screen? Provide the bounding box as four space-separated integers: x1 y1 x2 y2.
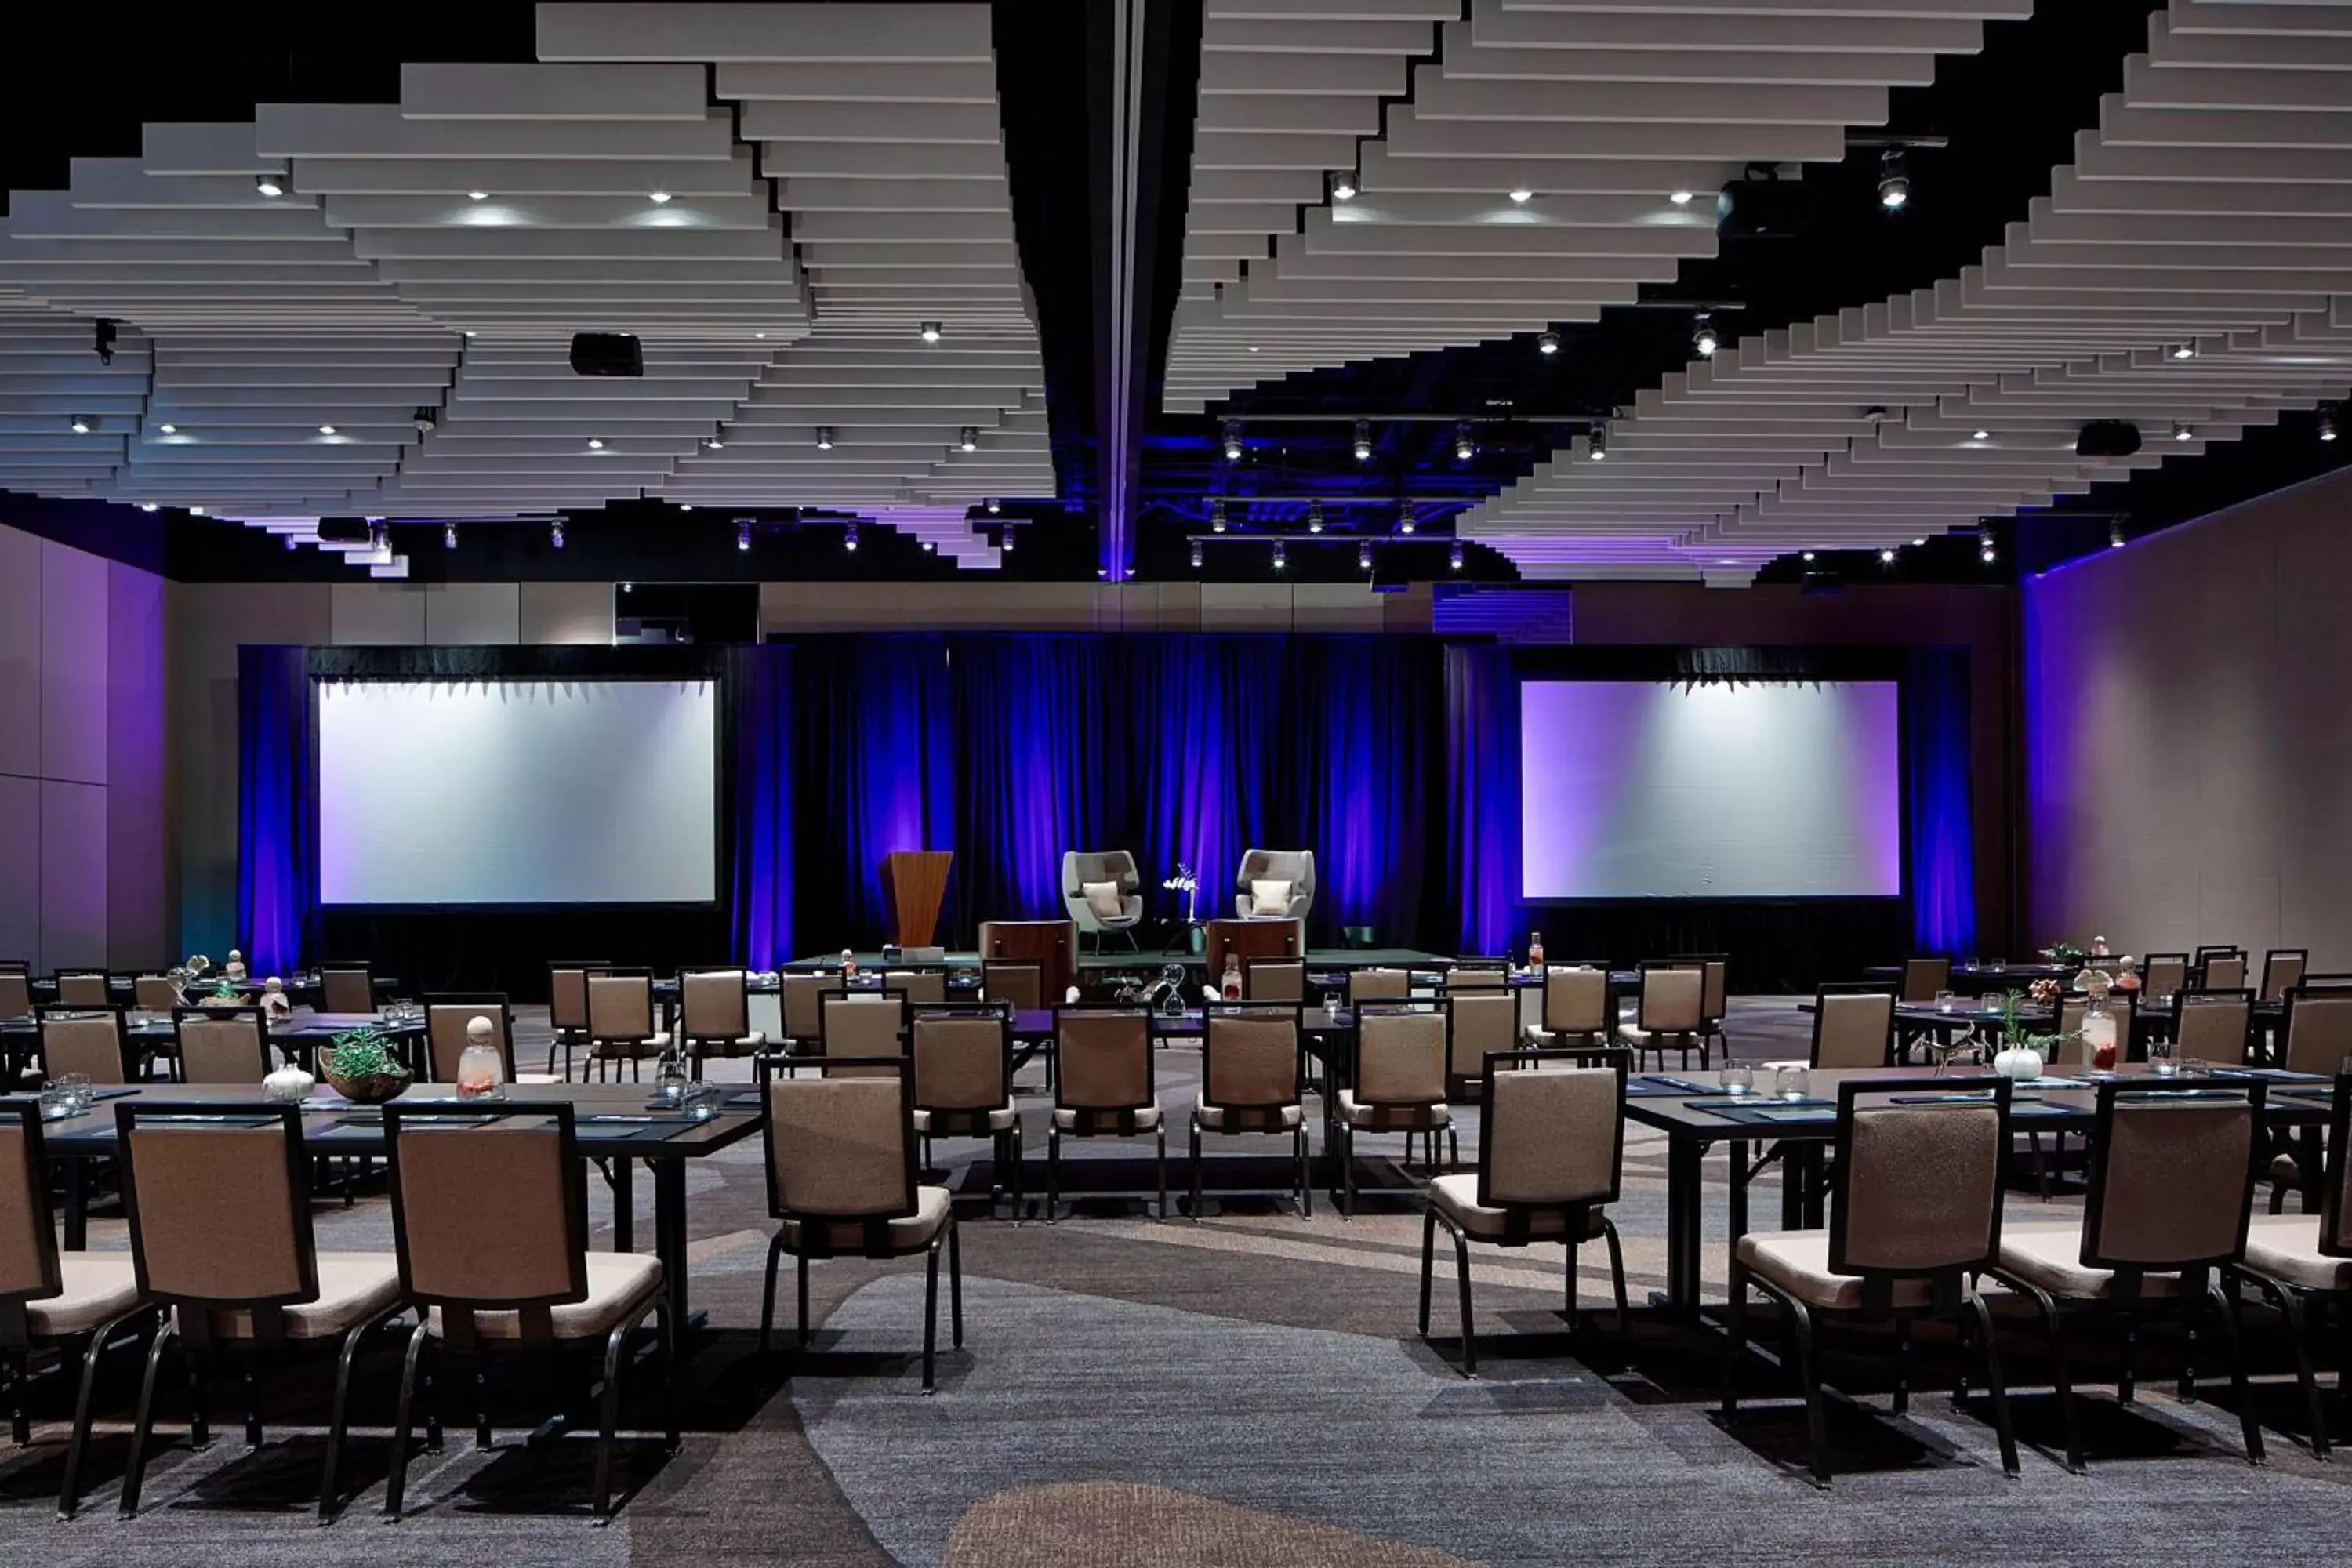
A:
318 679 718 904
1519 681 1902 899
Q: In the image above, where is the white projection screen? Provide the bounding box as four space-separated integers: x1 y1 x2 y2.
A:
1519 681 1902 899
318 680 719 905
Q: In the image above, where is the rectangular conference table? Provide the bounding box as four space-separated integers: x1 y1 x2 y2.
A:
22 1081 760 1334
1622 1063 2332 1323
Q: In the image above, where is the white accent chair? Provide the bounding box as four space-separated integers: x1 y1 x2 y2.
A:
1061 850 1144 953
1234 849 1315 923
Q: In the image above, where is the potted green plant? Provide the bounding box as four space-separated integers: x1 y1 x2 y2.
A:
319 1025 412 1104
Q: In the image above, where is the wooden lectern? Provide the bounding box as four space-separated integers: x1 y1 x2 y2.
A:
880 851 953 948
977 920 1077 1003
1203 917 1303 982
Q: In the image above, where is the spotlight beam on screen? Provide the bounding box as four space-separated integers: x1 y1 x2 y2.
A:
1519 681 1902 899
317 680 718 904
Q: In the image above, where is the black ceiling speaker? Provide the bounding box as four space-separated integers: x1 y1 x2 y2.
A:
1715 169 1817 240
314 517 372 546
2076 420 2142 457
569 332 644 377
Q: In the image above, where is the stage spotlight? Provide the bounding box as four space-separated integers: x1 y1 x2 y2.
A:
1307 502 1324 534
1878 149 1909 210
2169 343 2196 361
1191 541 1204 569
648 190 673 205
1353 420 1372 461
1328 171 1356 202
844 524 859 552
1537 331 1559 356
1210 499 1228 533
1272 540 1287 570
1454 422 1475 463
1693 318 1718 358
550 521 564 549
2321 405 2341 442
816 426 836 450
1221 420 1243 462
94 319 116 366
985 497 1000 514
1450 543 1465 571
255 172 285 198
1669 188 1694 205
1359 541 1373 571
1508 187 1533 205
1588 423 1607 461
444 523 458 550
69 415 91 434
737 519 753 551
919 321 943 343
958 426 978 452
2110 521 2127 550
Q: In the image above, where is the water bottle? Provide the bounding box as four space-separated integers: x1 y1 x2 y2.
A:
456 1016 506 1102
1221 954 1243 1001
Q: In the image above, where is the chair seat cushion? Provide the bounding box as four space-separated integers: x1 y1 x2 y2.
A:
180 1253 403 1341
1735 1230 1939 1312
690 1031 764 1054
780 1186 953 1257
1195 1102 1303 1131
914 1105 1018 1134
427 1253 664 1342
1616 1024 1693 1046
2270 1152 2300 1187
2241 1214 2352 1294
1336 1091 1449 1131
1052 1102 1163 1133
1995 1222 2188 1301
29 1254 144 1338
1429 1174 1603 1243
1524 1025 1603 1045
595 1032 670 1057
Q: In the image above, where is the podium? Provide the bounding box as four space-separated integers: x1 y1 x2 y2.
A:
880 851 953 949
1203 917 1303 982
978 920 1076 1003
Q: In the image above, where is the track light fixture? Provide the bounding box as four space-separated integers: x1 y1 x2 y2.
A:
1454 422 1475 463
1328 171 1356 202
1359 541 1373 571
1450 543 1465 571
1000 528 1014 552
919 321 942 343
1693 316 1717 358
1878 149 1909 210
1399 505 1414 535
2169 343 2196 361
255 172 285 198
1307 502 1323 534
1191 540 1203 569
550 521 564 549
1588 423 1607 461
1272 540 1287 570
1353 420 1373 461
1210 499 1228 533
2173 421 2193 442
816 426 836 450
2321 405 2341 443
444 523 458 550
1979 533 1997 564
69 415 91 434
1221 420 1243 462
94 319 116 366
1537 331 1559 356
985 497 1000 514
738 519 753 552
1507 187 1533 205
958 426 978 452
844 524 860 552
2109 521 2126 550
648 190 672 205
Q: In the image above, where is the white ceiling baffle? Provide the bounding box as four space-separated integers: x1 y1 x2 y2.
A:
856 505 1004 569
1462 0 2352 581
1163 0 2030 414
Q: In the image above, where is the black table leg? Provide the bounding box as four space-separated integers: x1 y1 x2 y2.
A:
1662 1137 1704 1322
609 1156 635 1252
1727 1137 1750 1254
64 1160 87 1250
653 1159 697 1333
1780 1140 1805 1229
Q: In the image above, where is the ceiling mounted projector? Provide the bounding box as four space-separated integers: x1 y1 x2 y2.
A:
314 517 372 546
2074 420 2142 458
569 332 644 378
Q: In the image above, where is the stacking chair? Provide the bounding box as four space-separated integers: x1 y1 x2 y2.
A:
35 1007 130 1087
1192 1004 1312 1220
132 975 183 1013
1420 1047 1630 1376
1672 953 1733 1062
980 960 1044 1013
2262 949 2310 1004
2235 1069 2352 1458
2171 991 2254 1067
1241 957 1306 1004
1444 989 1520 1102
1335 1003 1453 1216
584 969 667 1082
1345 967 1412 1004
1440 961 1509 991
1899 956 1952 1004
819 991 908 1073
1048 1007 1165 1220
423 995 516 1084
318 964 376 1015
2278 986 2352 1076
1617 964 1707 1069
775 971 833 1074
0 967 31 1019
1527 965 1610 1047
2053 993 2139 1068
2140 953 2190 1001
678 968 764 1077
1806 987 1896 1069
545 960 607 1079
909 1005 1022 1215
1989 1081 2268 1472
114 1102 407 1520
2198 950 2249 993
172 1006 271 1084
759 1062 962 1392
383 1102 676 1520
883 968 949 1007
0 1101 152 1519
54 972 111 1009
1725 1078 2020 1487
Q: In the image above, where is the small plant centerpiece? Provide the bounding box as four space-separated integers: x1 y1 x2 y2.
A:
199 975 245 1009
1990 989 2072 1082
320 1025 412 1104
2039 939 2089 968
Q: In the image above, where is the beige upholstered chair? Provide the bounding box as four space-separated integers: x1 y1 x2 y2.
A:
585 970 668 1082
114 1104 406 1520
544 960 607 1079
36 1009 129 1087
2262 949 2309 1003
1669 953 1732 1060
882 968 948 1007
132 975 182 1012
1242 957 1306 1004
1444 990 1519 1102
383 1103 675 1520
2234 1069 2352 1457
54 973 110 1009
1528 965 1610 1047
1420 1047 1630 1375
1192 1005 1311 1219
2173 991 2253 1066
1726 1078 2020 1486
679 969 764 1075
1440 963 1509 991
1048 1007 1165 1219
775 972 833 1073
1808 989 1896 1070
2279 988 2352 1076
1061 850 1144 952
1347 967 1411 1004
173 1007 270 1084
0 970 31 1019
2199 952 2249 993
423 996 515 1084
318 965 376 1015
1900 956 1952 1004
2141 953 2190 1000
980 960 1044 1013
1990 1082 2267 1472
1337 1004 1453 1216
911 1007 1022 1216
760 1063 962 1391
0 1101 151 1519
1617 964 1707 1069
819 992 908 1076
1233 848 1315 921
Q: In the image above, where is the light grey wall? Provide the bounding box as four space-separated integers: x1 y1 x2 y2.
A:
2022 466 2352 967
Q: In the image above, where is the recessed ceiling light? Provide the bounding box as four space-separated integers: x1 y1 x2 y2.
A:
1911 537 1926 546
648 191 672 205
1879 546 1896 563
466 190 488 201
1802 550 1816 561
1360 541 1374 570
318 423 336 435
138 503 158 513
754 331 766 339
255 172 285 198
705 436 724 450
958 426 978 452
1588 424 1607 461
69 415 91 434
1669 189 1694 205
844 524 859 553
1537 331 1559 356
1247 345 1259 353
1221 420 1243 462
816 426 836 450
1507 187 1533 204
1329 172 1356 202
1971 430 1990 441
1454 422 1475 463
586 437 605 450
1210 499 1227 532
2169 343 2196 360
2321 406 2340 442
188 506 205 516
985 497 1000 514
1191 540 1204 570
1878 150 1909 210
1307 502 1324 534
1272 541 1287 569
2173 420 2193 441
919 321 943 343
2109 521 2127 550
158 423 176 435
1399 508 1414 535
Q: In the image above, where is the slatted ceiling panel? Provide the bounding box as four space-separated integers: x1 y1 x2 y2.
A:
1466 0 2352 580
857 506 1002 568
1165 0 2019 413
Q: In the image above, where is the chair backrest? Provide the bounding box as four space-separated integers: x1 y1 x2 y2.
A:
1671 954 1730 1021
981 960 1044 1011
2261 949 2309 1003
1542 966 1610 1034
1348 967 1411 1003
1637 964 1704 1033
2282 987 2352 1076
117 1104 317 1315
0 1103 63 1316
318 965 375 1014
423 996 514 1083
1201 1005 1301 1112
2081 1083 2259 1274
37 1009 127 1086
1237 848 1313 903
2172 991 2254 1065
680 968 751 1039
1898 956 1951 1004
55 972 111 1008
764 1062 918 1224
882 968 948 1007
2141 953 2190 998
1440 963 1508 991
1828 1076 2009 1279
1446 991 1519 1087
385 1105 586 1338
779 972 831 1040
546 960 605 1033
1054 1007 1154 1115
2319 1072 2352 1260
584 970 655 1040
2199 953 2248 993
911 1007 1012 1113
1810 989 1895 1070
175 1007 270 1084
1065 850 1138 893
132 975 182 1011
1476 1047 1625 1220
1354 1004 1447 1106
820 991 907 1071
1243 957 1305 1003
0 971 30 1018
2195 943 2241 964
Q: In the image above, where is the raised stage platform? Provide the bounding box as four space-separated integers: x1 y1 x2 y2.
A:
782 947 1456 975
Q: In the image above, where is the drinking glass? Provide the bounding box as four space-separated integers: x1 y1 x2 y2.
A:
1775 1065 1811 1102
1935 989 1958 1015
1718 1064 1755 1098
1323 991 1343 1023
2147 1037 2180 1078
53 1073 93 1115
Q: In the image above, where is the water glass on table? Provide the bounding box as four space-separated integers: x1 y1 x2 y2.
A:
1718 1064 1755 1098
1774 1065 1811 1102
1935 989 1958 1015
2147 1037 2180 1078
52 1072 93 1115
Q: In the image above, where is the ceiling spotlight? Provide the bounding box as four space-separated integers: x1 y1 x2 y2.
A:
1537 331 1559 357
2169 343 2196 361
844 524 860 552
1000 528 1014 552
550 521 564 549
1272 540 1287 570
1307 502 1324 534
919 321 943 343
466 190 488 201
255 172 285 198
816 426 836 450
1588 423 1607 461
1454 422 1475 463
137 502 158 513
1980 539 1997 564
1353 420 1372 461
1802 550 1816 562
1911 536 1926 546
1328 171 1356 202
1507 187 1533 205
958 426 978 452
444 523 458 550
680 503 694 511
1359 541 1373 571
1879 546 1896 564
2109 521 2127 550
283 535 296 550
158 423 176 435
1669 188 1694 206
94 319 117 366
648 190 672 205
1971 429 1990 441
985 497 1000 514
1878 149 1909 210
188 505 205 516
1450 543 1465 571
1399 506 1415 535
705 435 724 450
738 519 753 552
1693 319 1718 358
586 437 605 451
2173 420 2193 442
69 415 91 434
2319 405 2341 443
922 539 935 553
318 423 336 436
1210 499 1228 533
1221 420 1243 462
1191 541 1204 570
